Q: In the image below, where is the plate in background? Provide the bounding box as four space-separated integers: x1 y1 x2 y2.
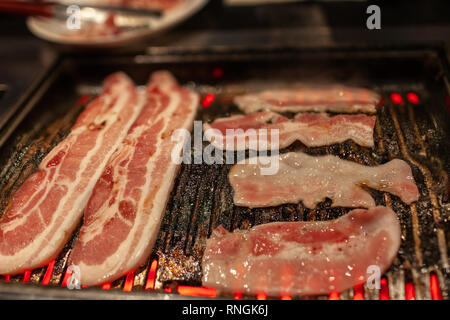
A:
27 0 208 47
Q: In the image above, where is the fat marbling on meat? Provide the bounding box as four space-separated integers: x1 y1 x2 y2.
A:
234 85 380 114
68 71 199 286
229 152 419 209
204 111 376 150
0 73 145 275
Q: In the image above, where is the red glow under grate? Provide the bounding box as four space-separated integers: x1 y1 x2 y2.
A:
352 284 365 300
429 273 442 300
390 92 404 105
75 94 92 106
102 282 111 290
379 277 390 300
201 93 215 108
405 282 416 300
177 286 217 298
41 260 55 286
22 270 31 283
145 259 158 290
256 292 267 300
233 292 243 300
123 271 134 292
406 92 420 104
212 67 224 78
328 292 340 300
61 269 71 287
7 259 439 302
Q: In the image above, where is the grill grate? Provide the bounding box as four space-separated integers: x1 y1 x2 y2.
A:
0 48 449 300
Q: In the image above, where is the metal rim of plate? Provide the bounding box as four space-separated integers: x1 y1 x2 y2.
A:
25 0 209 47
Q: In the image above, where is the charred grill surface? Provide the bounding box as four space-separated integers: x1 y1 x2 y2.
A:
0 48 448 299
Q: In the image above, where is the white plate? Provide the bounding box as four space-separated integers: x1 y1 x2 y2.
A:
27 0 208 47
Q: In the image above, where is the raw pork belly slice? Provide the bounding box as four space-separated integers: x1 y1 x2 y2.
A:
234 85 380 114
0 72 145 275
204 111 376 150
68 71 199 286
230 152 419 209
202 206 401 296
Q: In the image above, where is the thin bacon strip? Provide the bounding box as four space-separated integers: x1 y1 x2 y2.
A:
204 111 376 150
229 152 419 209
202 206 401 296
0 73 145 275
234 85 380 114
68 71 199 286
